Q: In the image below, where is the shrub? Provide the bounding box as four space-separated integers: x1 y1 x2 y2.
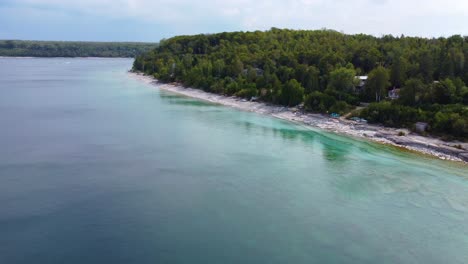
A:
304 91 336 112
329 101 351 115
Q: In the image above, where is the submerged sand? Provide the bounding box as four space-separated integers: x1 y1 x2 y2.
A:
130 72 468 163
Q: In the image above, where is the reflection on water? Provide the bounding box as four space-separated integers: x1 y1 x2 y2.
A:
159 91 322 142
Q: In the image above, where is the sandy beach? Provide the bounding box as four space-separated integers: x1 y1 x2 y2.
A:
130 72 468 163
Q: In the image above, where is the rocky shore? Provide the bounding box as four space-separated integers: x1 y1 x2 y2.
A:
130 73 468 163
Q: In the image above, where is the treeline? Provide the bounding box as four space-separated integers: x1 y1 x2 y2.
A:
0 40 157 57
133 28 468 140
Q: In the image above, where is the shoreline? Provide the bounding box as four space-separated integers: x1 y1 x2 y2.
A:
130 72 468 163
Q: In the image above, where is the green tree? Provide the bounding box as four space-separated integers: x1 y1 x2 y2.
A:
399 78 424 106
419 50 434 82
366 66 390 102
303 66 321 93
228 57 243 77
280 79 305 106
390 56 407 87
326 67 356 99
432 79 456 104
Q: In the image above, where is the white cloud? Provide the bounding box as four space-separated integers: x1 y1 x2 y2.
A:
6 0 468 37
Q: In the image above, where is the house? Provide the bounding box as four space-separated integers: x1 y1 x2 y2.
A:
355 76 368 93
415 122 428 133
388 87 400 100
242 67 264 77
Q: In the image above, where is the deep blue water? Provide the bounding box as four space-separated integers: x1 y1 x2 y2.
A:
0 58 467 264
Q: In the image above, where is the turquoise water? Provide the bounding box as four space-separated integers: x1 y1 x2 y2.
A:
0 58 467 264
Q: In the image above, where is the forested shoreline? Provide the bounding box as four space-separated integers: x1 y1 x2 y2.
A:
133 29 468 140
0 40 157 57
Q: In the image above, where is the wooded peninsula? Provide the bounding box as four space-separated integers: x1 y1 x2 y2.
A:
133 29 468 140
0 40 157 57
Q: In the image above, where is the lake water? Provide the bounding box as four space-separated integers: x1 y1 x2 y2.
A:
0 58 467 264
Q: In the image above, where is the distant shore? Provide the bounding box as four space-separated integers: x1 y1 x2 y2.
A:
0 56 131 59
130 72 468 163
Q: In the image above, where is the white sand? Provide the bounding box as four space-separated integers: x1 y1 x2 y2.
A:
130 72 468 163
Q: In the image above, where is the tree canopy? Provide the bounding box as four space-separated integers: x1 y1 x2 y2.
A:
133 29 468 140
366 66 390 102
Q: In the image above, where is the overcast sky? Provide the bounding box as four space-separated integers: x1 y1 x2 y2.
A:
1 0 467 42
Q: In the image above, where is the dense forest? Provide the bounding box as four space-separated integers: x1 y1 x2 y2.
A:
0 40 157 57
133 28 468 140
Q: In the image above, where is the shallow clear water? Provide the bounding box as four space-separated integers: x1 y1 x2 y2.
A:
0 58 467 264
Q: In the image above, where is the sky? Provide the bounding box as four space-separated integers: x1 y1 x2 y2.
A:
1 0 468 42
